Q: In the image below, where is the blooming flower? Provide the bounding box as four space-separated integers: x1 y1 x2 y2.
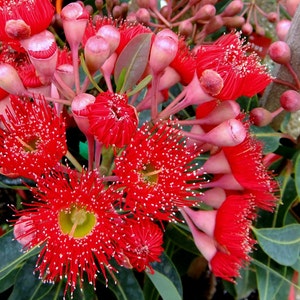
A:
195 31 272 100
87 91 138 148
118 218 164 273
0 96 67 180
113 121 201 221
0 0 54 44
13 167 125 295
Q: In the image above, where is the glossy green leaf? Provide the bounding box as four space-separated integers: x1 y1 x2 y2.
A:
145 253 182 300
0 231 40 280
114 33 152 94
294 151 300 198
253 224 300 266
107 267 144 300
250 125 282 153
0 267 18 293
126 74 152 97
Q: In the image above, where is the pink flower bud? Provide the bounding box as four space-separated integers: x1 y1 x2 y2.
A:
0 64 26 95
201 150 231 174
198 187 226 208
267 12 278 23
178 20 194 38
223 16 245 28
61 2 89 48
96 25 121 55
56 64 75 89
14 216 35 248
136 8 151 24
71 93 96 135
222 0 243 17
242 22 253 35
276 19 291 41
195 4 216 22
268 41 291 64
149 29 178 74
5 19 31 40
199 69 224 96
285 0 300 17
199 119 246 147
250 107 273 126
21 30 58 84
84 36 110 73
280 90 300 112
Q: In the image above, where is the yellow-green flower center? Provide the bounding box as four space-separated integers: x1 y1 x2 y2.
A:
141 164 161 184
58 206 96 238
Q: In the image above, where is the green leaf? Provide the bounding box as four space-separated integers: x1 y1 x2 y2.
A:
294 151 300 198
79 141 88 160
107 267 144 300
145 253 182 300
114 33 152 94
250 125 282 153
252 224 300 266
126 74 152 97
0 231 40 280
0 267 18 293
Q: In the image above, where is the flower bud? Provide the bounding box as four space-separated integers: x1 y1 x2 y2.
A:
268 41 291 64
136 8 151 24
276 19 291 41
149 29 178 74
178 20 194 38
199 69 224 96
56 64 75 90
95 0 104 11
84 36 110 73
96 25 120 55
242 22 253 35
250 107 273 126
0 64 26 95
267 12 278 23
195 4 216 23
222 0 243 17
255 25 265 36
280 90 300 112
285 0 300 17
5 19 31 40
14 216 35 248
223 16 245 28
61 2 89 48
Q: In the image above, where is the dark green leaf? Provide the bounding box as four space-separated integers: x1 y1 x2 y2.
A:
114 33 152 93
253 224 300 266
127 74 152 97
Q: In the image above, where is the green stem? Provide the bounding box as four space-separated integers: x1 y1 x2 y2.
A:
65 150 83 172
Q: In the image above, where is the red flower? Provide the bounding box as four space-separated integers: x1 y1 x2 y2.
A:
113 121 201 221
196 32 272 100
87 91 138 148
0 96 67 180
118 218 164 273
222 133 278 211
13 167 125 295
0 0 54 43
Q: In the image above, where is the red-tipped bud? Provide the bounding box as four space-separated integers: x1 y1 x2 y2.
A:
199 119 246 147
84 36 110 73
136 8 151 24
276 19 291 41
195 4 216 22
179 20 194 38
199 69 224 96
96 25 120 55
149 29 178 74
250 107 273 126
71 93 96 135
222 0 243 17
280 90 300 112
267 12 278 23
268 41 291 64
21 30 58 84
61 2 89 48
242 22 253 35
5 19 31 40
0 64 26 95
223 16 245 28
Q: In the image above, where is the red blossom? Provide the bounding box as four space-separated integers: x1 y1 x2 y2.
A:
113 121 201 221
118 218 164 273
13 167 125 295
211 194 256 281
195 32 272 100
87 91 138 148
0 96 67 180
222 133 278 211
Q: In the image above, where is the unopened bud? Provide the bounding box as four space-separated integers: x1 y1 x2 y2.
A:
268 41 291 64
280 90 300 112
0 64 26 95
195 4 216 23
267 12 278 23
136 8 151 24
223 16 245 28
136 0 151 8
199 69 223 96
285 0 300 17
95 0 103 11
112 5 122 18
255 25 265 36
14 216 35 248
222 0 243 17
178 20 194 38
242 22 253 35
96 25 120 54
202 15 224 35
84 36 110 73
250 107 273 126
149 29 178 74
276 19 291 41
5 19 31 40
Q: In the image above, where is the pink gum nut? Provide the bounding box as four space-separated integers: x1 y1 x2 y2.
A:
55 64 75 90
61 2 89 48
71 93 96 135
21 30 58 84
199 69 224 96
84 36 110 74
0 64 26 95
198 187 227 209
280 90 300 112
276 19 291 41
96 25 121 55
149 29 178 74
200 150 231 174
268 41 291 64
